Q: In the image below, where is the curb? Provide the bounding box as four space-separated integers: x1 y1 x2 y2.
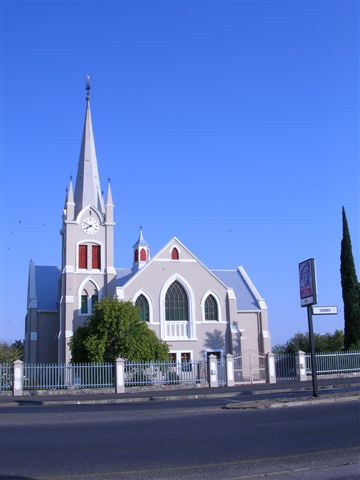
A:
223 392 360 410
1 390 359 409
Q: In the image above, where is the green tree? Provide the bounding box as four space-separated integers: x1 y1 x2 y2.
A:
273 330 344 354
340 207 360 349
70 298 169 363
0 340 24 363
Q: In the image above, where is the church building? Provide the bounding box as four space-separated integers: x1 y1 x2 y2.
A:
25 84 271 365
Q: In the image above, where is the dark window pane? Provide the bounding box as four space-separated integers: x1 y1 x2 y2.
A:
135 294 150 322
205 295 218 321
165 281 188 321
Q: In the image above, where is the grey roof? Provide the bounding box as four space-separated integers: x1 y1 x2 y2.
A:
212 269 259 311
116 268 136 287
35 266 60 311
132 228 149 249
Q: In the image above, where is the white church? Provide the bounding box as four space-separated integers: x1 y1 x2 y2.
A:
25 84 271 365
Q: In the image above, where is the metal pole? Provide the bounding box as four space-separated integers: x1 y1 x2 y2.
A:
307 306 318 397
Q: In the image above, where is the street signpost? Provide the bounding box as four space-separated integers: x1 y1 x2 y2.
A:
299 258 318 397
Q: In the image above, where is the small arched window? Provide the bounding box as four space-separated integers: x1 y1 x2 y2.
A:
135 294 150 322
134 249 139 263
205 294 218 321
166 281 188 321
140 248 147 262
171 247 179 260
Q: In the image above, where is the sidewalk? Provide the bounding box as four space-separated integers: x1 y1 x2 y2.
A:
1 376 359 409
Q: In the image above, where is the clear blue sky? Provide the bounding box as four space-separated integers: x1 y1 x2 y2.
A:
1 0 359 347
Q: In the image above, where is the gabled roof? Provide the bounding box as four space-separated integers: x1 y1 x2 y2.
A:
212 268 266 311
116 236 229 291
31 265 61 311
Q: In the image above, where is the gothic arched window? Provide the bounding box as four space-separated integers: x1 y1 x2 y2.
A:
135 294 150 322
165 281 188 321
205 294 218 321
140 248 147 262
134 249 139 263
171 247 179 260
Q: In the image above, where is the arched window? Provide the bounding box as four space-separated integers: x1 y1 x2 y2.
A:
140 248 147 262
166 281 188 321
79 282 98 315
171 247 179 260
135 294 149 322
205 294 218 321
134 249 139 263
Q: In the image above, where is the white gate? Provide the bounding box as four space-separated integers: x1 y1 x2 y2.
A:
233 351 266 384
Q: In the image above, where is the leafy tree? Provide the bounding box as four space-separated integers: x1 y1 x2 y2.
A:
273 330 344 354
340 207 360 349
70 298 169 363
0 340 24 363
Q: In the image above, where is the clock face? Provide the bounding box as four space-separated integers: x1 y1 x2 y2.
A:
82 217 99 234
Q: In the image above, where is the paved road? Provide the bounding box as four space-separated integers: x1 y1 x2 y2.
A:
0 399 359 479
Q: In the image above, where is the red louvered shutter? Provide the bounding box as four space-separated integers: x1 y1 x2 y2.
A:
140 248 146 262
79 245 88 269
92 245 101 269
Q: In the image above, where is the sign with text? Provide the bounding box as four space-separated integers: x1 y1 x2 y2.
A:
312 306 338 315
299 258 317 307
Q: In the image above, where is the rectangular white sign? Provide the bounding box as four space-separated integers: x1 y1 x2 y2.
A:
312 306 338 315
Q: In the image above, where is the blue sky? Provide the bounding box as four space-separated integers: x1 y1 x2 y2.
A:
1 0 359 346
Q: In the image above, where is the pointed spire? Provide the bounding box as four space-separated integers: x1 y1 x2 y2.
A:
65 176 75 220
132 226 149 249
74 77 104 217
106 178 113 206
27 260 38 308
67 176 74 204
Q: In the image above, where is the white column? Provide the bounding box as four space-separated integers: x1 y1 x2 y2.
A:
296 350 307 381
225 354 235 387
266 353 276 384
13 360 24 396
207 354 219 388
115 358 125 394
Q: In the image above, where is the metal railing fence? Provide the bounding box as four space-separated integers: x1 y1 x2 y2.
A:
124 360 207 387
275 354 297 381
23 363 114 390
0 364 12 391
306 351 360 375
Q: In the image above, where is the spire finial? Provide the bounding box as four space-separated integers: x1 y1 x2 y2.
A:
85 74 91 102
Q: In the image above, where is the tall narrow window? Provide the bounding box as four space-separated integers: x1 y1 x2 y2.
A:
135 294 150 322
165 281 188 321
171 248 179 260
79 245 88 269
81 292 88 314
91 294 98 312
92 245 101 269
134 249 139 263
140 248 146 262
205 294 218 321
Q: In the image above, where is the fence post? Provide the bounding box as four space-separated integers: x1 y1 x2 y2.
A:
266 353 276 384
115 358 125 394
225 354 235 387
13 360 24 396
207 354 218 388
296 350 307 381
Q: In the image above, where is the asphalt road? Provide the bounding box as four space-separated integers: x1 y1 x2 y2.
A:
0 399 359 480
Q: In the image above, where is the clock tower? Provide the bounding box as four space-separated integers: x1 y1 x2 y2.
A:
58 81 116 363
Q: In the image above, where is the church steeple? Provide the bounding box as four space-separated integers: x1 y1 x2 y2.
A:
74 77 104 218
132 227 150 271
